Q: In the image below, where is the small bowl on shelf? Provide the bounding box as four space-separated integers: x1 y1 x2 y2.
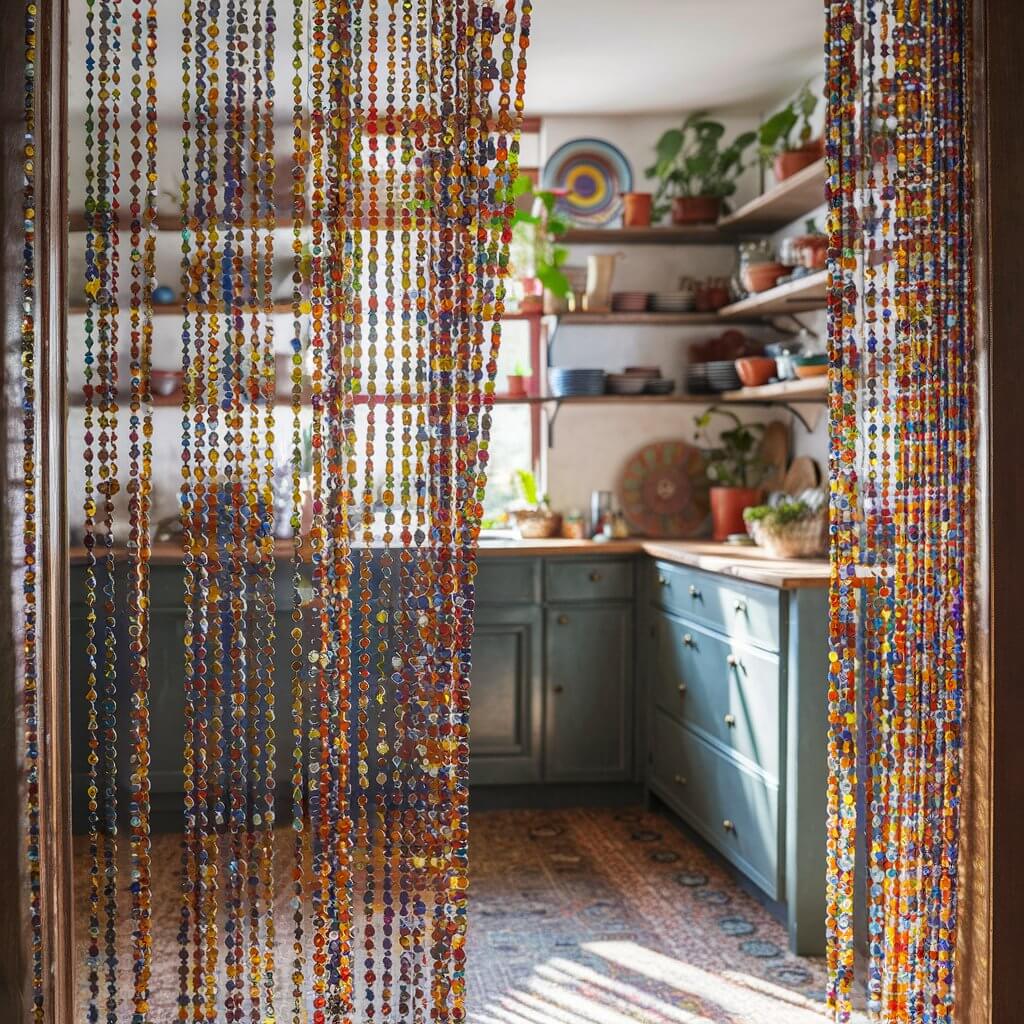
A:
606 373 649 395
793 354 828 380
644 378 676 395
734 356 777 388
741 261 786 294
151 369 185 397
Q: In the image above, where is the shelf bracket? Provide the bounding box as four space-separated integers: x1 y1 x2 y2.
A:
732 398 819 433
544 397 563 447
542 313 560 367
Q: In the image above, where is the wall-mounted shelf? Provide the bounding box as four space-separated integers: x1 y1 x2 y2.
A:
717 270 828 319
560 225 732 246
719 375 828 402
717 158 827 233
552 311 740 327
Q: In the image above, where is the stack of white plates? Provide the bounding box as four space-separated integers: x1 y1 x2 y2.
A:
650 290 696 313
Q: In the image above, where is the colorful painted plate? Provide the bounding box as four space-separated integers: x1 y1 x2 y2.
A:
618 440 710 538
542 137 633 226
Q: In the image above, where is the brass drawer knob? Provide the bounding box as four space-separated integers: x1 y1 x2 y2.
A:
688 584 701 598
723 819 735 832
682 633 695 647
658 575 669 587
726 654 739 668
673 774 687 785
724 713 736 727
734 599 747 614
677 683 688 696
557 614 570 625
552 684 565 694
589 571 603 582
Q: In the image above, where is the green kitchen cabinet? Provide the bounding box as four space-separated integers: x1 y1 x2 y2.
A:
468 603 543 784
544 590 634 781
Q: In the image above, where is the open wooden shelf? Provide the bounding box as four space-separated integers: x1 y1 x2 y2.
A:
717 270 828 319
553 310 741 327
719 375 828 402
718 158 827 233
560 225 732 246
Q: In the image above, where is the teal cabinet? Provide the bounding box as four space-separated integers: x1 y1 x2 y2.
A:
468 604 543 785
643 559 829 956
544 600 634 783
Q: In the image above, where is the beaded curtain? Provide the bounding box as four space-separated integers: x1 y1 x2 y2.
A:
22 0 531 1021
824 1 972 1022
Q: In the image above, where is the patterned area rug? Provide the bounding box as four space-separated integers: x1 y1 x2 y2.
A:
73 806 856 1022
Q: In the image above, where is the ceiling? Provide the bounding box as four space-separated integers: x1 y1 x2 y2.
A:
66 0 823 118
526 0 824 115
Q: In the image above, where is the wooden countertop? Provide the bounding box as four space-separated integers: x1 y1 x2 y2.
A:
70 537 828 589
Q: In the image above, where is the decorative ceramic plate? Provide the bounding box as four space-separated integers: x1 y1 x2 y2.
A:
618 440 710 538
542 137 632 226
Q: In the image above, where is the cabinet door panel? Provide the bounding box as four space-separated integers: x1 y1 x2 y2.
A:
469 604 542 784
545 603 633 781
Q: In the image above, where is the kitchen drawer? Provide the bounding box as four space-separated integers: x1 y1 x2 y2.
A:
648 559 780 651
653 611 781 779
475 557 541 604
650 709 780 898
545 558 634 602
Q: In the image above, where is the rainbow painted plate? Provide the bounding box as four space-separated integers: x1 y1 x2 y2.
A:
618 440 710 538
541 137 633 226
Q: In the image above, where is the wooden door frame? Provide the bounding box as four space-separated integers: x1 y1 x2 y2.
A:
0 0 1020 1019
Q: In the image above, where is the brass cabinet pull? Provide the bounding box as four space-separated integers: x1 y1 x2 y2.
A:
724 713 736 727
589 570 603 582
658 575 669 587
552 684 565 694
682 633 694 647
557 614 570 625
673 774 687 785
726 653 739 668
688 584 701 598
723 819 735 832
734 599 747 614
677 683 688 696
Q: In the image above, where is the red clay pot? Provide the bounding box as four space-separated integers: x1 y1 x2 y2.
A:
671 195 722 225
622 191 653 227
505 374 528 398
773 139 824 181
710 486 764 542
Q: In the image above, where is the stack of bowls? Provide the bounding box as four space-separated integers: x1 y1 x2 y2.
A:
549 367 607 397
606 373 648 395
704 360 742 392
650 289 696 313
685 364 713 395
612 291 650 313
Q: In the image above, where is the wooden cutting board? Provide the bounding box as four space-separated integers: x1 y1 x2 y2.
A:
783 455 820 495
758 420 789 492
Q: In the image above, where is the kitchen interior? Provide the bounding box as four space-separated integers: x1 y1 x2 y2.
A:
65 3 860 1021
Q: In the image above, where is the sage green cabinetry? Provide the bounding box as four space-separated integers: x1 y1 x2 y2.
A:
643 558 828 956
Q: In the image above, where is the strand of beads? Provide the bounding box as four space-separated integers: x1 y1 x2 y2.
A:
125 0 158 1013
20 3 42 1021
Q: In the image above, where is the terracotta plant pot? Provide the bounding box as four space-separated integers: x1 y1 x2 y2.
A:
734 356 777 388
671 195 722 225
710 486 764 542
621 191 653 227
773 139 824 181
741 261 786 294
505 374 528 398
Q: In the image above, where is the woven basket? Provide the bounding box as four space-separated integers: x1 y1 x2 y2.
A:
512 508 563 539
747 511 826 559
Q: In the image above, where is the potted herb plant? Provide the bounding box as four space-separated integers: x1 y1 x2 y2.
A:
509 468 562 539
508 173 572 312
694 406 766 541
506 359 530 398
646 113 756 225
758 83 822 182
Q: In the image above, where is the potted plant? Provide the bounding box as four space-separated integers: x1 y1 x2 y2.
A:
506 360 530 398
694 406 766 541
509 468 562 539
646 113 756 224
508 173 572 312
743 493 827 558
758 83 822 182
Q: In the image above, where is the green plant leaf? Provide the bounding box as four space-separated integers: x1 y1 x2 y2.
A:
536 262 571 298
654 128 684 164
550 245 570 267
511 172 535 198
547 214 570 237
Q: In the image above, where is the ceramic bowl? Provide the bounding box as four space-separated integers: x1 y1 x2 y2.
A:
734 356 777 388
794 363 828 379
741 261 786 294
151 369 184 397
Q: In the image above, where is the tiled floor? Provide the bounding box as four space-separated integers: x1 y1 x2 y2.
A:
74 806 849 1022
